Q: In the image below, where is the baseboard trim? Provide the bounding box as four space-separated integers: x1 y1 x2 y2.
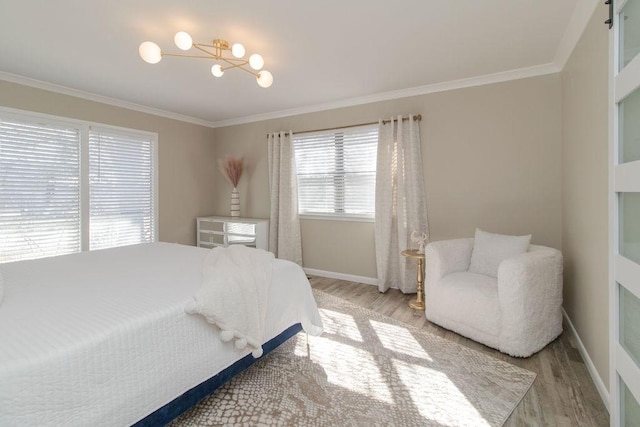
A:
562 308 610 412
303 268 378 286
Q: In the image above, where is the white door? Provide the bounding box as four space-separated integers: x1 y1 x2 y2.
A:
611 0 640 424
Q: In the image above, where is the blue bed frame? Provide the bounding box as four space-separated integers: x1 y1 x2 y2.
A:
133 323 302 426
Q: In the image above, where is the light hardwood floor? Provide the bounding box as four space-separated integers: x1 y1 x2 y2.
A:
310 276 609 426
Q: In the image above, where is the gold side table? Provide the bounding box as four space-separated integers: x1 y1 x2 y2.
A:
402 249 425 310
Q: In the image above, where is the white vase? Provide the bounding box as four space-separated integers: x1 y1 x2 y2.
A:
230 187 240 217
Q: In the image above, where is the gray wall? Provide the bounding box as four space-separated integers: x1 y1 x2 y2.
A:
212 74 563 279
561 5 609 389
0 81 218 245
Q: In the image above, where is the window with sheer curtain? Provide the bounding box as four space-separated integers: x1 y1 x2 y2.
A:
0 109 157 263
293 124 378 219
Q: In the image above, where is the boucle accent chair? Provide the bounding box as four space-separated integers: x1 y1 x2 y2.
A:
424 233 563 357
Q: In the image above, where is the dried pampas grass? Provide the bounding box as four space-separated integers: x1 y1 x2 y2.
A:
218 156 244 188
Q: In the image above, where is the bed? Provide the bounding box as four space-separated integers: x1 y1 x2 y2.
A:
0 242 323 426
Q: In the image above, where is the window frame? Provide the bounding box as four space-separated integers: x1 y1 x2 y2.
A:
0 106 158 262
293 124 378 222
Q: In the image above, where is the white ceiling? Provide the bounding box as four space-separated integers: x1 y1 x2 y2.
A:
0 0 588 127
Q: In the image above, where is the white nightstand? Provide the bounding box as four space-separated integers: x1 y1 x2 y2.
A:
196 216 269 251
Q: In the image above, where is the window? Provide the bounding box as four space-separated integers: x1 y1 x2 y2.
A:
293 124 378 219
0 116 81 263
0 108 158 263
89 128 156 250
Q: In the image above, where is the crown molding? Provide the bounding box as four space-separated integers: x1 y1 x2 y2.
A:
553 0 601 70
211 62 560 128
0 62 562 131
0 71 219 128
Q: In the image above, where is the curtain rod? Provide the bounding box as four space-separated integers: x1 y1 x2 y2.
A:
267 114 421 137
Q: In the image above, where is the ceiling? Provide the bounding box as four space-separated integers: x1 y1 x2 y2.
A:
0 1 586 127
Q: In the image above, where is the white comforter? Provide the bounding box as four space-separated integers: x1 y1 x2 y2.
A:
0 243 323 426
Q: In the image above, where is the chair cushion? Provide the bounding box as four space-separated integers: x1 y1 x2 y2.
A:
468 228 531 277
436 271 501 340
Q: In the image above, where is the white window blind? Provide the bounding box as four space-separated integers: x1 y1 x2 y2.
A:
0 115 81 263
293 124 378 219
89 127 156 250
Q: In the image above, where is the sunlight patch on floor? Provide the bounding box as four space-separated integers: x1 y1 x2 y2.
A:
369 319 432 361
294 333 310 357
392 358 490 427
310 336 394 405
317 308 363 342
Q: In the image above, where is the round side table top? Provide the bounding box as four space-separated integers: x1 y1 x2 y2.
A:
401 249 425 259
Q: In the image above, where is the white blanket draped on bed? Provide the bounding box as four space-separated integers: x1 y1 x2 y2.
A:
185 245 274 357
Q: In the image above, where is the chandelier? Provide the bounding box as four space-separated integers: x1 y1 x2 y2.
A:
139 32 273 88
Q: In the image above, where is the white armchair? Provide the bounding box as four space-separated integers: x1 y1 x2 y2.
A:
424 237 563 357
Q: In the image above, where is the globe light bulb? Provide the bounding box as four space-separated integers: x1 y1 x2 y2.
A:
211 64 224 77
256 70 273 88
249 53 264 70
231 43 245 58
139 41 162 64
174 32 193 50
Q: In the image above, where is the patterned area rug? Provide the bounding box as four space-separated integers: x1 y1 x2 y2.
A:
172 290 536 426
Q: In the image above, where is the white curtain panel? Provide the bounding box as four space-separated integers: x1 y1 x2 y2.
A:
267 131 303 266
375 115 429 293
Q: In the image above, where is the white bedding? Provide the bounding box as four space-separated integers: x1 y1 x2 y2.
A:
0 242 323 426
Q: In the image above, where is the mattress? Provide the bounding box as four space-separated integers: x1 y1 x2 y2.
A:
0 242 323 426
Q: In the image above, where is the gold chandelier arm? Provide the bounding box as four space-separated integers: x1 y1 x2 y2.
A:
161 52 219 60
160 51 255 76
194 42 227 50
219 59 258 76
219 57 249 66
192 44 219 59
